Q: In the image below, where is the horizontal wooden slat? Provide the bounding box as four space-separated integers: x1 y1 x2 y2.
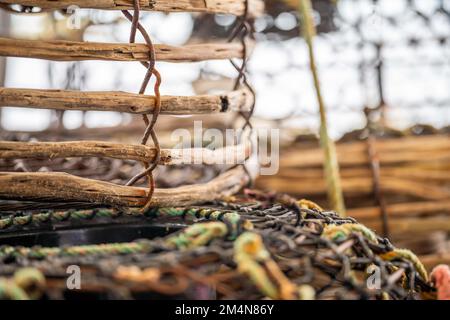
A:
0 87 254 114
0 166 250 208
0 140 251 165
0 0 264 16
280 134 450 168
364 217 450 235
257 176 450 200
0 37 250 62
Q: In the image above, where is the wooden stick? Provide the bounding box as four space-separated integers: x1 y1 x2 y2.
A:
0 87 254 114
0 140 252 165
0 0 265 16
0 37 251 62
0 166 250 208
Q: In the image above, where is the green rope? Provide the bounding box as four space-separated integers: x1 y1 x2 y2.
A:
166 222 228 250
0 207 251 240
0 279 29 300
0 206 253 259
0 268 46 300
0 240 153 259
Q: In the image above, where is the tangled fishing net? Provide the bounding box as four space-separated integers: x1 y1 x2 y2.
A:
0 191 442 300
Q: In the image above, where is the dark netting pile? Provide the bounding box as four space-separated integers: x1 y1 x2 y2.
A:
0 192 436 300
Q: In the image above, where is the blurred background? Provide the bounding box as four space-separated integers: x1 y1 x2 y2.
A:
1 0 449 134
0 0 449 268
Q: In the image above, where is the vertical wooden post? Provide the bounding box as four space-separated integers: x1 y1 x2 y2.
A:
299 0 346 216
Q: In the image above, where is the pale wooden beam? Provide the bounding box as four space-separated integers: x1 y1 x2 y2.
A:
0 87 254 114
0 140 251 165
0 0 265 16
0 37 251 62
0 166 250 207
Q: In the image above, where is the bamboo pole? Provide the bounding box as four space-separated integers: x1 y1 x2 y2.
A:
0 0 265 16
0 37 252 62
0 166 250 208
0 87 254 114
299 0 346 216
0 140 252 165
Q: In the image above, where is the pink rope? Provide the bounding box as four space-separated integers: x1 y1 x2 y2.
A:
431 264 450 300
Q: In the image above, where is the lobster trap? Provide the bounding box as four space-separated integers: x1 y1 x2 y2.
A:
0 0 447 301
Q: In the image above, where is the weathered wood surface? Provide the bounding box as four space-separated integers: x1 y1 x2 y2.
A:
279 134 450 168
259 175 450 200
0 166 250 207
364 217 450 235
0 140 251 165
0 0 265 16
0 37 251 62
0 87 254 114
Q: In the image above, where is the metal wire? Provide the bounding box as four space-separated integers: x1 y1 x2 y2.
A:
121 1 162 213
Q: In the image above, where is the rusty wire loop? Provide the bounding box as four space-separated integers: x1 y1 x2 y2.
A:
121 0 162 213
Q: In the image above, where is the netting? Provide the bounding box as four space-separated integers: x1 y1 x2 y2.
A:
0 194 436 300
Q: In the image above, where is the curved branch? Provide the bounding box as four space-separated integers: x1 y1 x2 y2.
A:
0 166 250 207
0 87 254 114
